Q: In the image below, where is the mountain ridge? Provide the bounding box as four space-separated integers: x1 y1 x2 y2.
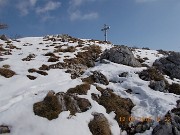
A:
0 34 180 135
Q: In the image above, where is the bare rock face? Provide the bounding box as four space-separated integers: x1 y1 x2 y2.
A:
92 71 109 85
82 71 109 85
0 125 10 134
149 80 168 93
88 113 112 135
0 35 9 41
153 52 180 79
33 90 91 120
100 46 141 67
152 101 180 135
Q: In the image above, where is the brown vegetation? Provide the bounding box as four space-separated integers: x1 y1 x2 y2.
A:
67 83 91 95
0 68 16 78
168 83 180 95
89 113 112 135
47 57 59 62
33 91 61 120
95 86 134 130
54 46 76 53
2 64 10 69
27 75 37 80
139 67 165 81
39 64 49 70
28 68 48 76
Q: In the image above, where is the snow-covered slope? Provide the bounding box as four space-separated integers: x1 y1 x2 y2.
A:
0 35 179 135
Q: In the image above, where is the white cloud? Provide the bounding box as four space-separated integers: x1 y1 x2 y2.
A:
70 0 83 7
16 0 38 16
30 0 37 6
36 1 61 14
0 0 8 6
41 14 55 22
69 0 99 21
70 10 98 21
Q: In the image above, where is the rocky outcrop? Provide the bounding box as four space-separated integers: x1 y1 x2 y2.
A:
149 80 168 93
0 125 10 134
127 121 153 135
88 113 112 135
152 100 180 135
33 90 91 120
82 71 109 85
0 35 9 41
138 67 169 92
100 46 141 67
153 52 180 79
92 71 109 85
49 45 102 79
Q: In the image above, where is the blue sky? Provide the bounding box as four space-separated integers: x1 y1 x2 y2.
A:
0 0 180 51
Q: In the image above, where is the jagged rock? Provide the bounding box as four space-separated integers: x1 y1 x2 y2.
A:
168 83 180 95
152 101 180 135
127 120 153 134
82 71 109 85
22 54 36 61
119 72 128 77
0 125 10 134
88 112 112 135
153 52 180 79
92 71 109 85
100 46 141 67
149 80 168 92
56 92 91 115
67 83 90 95
138 67 164 81
33 90 91 119
0 35 9 41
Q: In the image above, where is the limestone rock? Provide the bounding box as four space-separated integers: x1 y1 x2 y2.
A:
153 52 180 79
100 46 141 67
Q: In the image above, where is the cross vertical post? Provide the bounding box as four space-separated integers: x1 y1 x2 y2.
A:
101 24 110 42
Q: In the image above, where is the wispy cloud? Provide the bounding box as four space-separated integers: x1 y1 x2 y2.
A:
68 0 99 21
70 10 98 21
69 0 96 8
0 0 8 7
36 1 61 14
16 0 37 16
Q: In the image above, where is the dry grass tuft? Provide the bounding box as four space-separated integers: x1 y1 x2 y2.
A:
2 64 10 69
169 83 180 95
33 91 61 120
95 86 134 130
48 57 59 62
27 75 37 80
54 46 76 53
89 113 112 135
67 83 91 95
139 67 165 81
39 64 49 70
0 68 16 78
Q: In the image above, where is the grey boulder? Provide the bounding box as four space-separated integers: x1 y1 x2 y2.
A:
100 46 141 67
